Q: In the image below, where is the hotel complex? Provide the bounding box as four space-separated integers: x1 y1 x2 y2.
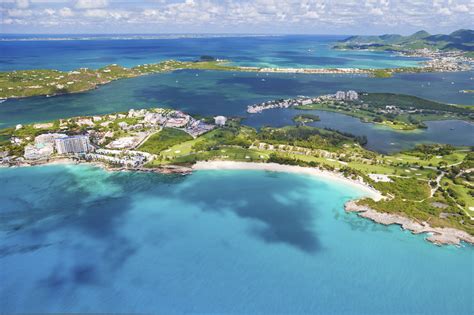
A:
55 135 92 155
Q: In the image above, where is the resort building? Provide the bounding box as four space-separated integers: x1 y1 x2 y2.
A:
335 91 346 100
346 90 359 100
24 143 54 160
35 133 67 146
214 116 227 126
55 135 92 155
335 90 358 101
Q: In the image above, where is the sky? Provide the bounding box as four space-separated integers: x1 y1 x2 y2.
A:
0 0 473 35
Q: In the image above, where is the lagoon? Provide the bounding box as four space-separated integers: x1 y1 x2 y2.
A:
0 165 472 314
1 70 473 153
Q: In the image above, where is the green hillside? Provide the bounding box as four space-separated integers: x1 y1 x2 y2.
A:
334 29 474 52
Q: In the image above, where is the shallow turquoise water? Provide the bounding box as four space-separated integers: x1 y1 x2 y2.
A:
0 165 472 314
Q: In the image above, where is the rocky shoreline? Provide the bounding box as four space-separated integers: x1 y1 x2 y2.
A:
345 201 474 246
3 157 193 175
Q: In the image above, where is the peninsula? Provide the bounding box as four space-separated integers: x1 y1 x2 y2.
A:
1 36 472 100
1 108 472 245
334 29 474 55
247 91 474 131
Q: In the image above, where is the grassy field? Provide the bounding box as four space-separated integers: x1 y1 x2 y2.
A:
139 128 193 154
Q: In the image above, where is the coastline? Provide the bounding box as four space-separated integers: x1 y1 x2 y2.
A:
6 159 382 200
192 161 383 201
192 160 474 246
345 201 474 246
5 159 473 246
3 157 193 175
2 62 468 101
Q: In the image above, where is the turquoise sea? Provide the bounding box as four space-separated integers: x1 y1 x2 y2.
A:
0 165 472 314
0 35 426 71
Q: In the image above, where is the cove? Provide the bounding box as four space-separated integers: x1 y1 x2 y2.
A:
0 165 472 314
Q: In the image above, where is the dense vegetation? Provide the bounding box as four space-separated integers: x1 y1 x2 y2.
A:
0 60 242 99
296 93 474 130
258 126 363 150
138 128 193 154
359 93 468 113
292 114 321 124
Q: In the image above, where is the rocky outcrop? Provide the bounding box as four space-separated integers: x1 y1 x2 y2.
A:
345 201 474 246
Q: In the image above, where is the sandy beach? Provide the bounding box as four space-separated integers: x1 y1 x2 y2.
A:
192 161 383 201
192 161 474 246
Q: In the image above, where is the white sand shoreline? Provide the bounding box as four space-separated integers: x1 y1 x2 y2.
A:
192 161 383 201
192 161 473 246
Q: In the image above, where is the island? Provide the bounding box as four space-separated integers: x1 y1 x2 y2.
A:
0 107 472 246
0 59 244 99
293 114 321 125
247 91 474 131
334 29 474 55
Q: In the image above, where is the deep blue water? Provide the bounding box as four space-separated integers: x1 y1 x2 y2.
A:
0 165 472 314
1 69 473 153
0 35 425 71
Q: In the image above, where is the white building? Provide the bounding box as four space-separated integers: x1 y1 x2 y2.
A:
118 122 129 129
214 116 227 126
335 90 358 101
35 133 67 146
346 90 359 101
24 143 54 160
55 135 92 155
144 112 166 125
335 91 346 100
76 118 94 127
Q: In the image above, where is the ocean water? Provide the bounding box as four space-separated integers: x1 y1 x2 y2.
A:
0 35 426 71
1 69 473 153
0 165 472 314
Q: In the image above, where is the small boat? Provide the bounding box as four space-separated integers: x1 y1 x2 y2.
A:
0 99 6 104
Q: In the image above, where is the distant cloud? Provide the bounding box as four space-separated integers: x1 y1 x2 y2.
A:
15 0 30 9
1 0 473 34
59 7 74 17
75 0 109 10
7 8 32 17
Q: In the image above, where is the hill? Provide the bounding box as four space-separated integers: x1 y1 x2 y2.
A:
334 29 474 52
